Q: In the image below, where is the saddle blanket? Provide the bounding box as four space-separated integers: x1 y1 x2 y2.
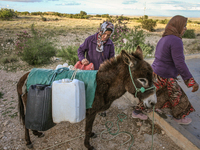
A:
26 68 97 109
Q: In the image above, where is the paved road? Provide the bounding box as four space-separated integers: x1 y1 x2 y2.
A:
177 58 200 140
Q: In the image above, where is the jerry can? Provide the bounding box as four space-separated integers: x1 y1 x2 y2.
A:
52 79 86 123
25 84 56 131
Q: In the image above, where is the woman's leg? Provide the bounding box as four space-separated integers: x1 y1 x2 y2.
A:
154 74 195 124
166 78 195 119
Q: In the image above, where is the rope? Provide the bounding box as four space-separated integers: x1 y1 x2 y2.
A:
48 67 79 85
100 114 134 150
42 111 155 150
151 105 155 150
71 69 78 80
48 67 69 85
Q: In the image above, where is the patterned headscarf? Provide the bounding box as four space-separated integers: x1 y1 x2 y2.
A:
96 21 114 52
162 15 187 39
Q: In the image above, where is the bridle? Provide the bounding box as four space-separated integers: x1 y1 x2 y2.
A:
128 66 156 98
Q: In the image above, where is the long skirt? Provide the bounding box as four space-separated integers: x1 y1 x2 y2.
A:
136 73 195 119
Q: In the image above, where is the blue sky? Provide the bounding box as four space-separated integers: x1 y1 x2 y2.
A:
0 0 200 17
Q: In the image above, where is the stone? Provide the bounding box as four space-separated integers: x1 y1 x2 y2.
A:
161 130 165 135
144 133 159 144
3 120 11 126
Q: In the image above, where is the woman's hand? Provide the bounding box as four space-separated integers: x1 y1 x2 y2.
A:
81 59 89 65
192 82 199 92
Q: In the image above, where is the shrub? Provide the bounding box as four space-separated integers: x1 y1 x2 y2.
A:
101 14 110 18
141 19 157 31
56 45 79 65
0 8 16 20
110 23 129 44
41 16 47 21
1 55 18 64
182 29 196 39
80 11 87 16
15 30 31 55
113 25 154 57
16 24 56 65
159 19 169 24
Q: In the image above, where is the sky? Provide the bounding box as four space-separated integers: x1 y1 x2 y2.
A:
0 0 200 18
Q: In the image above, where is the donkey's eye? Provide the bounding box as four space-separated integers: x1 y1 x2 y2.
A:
137 78 148 87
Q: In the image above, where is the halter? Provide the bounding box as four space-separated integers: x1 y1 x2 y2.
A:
128 66 156 98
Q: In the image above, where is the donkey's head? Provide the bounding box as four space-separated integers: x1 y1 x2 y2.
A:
121 46 157 108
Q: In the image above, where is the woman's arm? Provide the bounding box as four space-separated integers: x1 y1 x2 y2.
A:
171 38 199 92
77 38 89 62
171 39 192 80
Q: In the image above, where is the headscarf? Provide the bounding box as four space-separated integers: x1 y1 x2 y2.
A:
96 21 114 52
162 15 187 39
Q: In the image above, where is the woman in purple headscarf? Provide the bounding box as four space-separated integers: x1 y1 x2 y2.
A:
77 21 115 70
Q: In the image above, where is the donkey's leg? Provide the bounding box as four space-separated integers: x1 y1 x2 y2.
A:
25 128 33 148
32 130 44 138
84 110 97 150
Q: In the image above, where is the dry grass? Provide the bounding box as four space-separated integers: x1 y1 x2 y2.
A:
0 15 200 72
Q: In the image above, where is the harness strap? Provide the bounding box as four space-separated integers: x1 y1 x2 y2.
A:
128 66 155 98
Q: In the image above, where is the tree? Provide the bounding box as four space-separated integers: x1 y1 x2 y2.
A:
0 8 16 20
80 11 87 16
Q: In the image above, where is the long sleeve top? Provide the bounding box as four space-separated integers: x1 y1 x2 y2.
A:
152 35 192 80
77 33 115 70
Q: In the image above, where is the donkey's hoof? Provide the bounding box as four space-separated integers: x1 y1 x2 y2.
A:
98 112 106 117
26 143 33 149
38 133 45 138
90 132 97 138
88 146 96 150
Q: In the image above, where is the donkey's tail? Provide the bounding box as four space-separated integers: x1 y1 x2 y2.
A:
18 91 25 126
17 72 29 126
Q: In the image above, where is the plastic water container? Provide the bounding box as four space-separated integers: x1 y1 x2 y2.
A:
52 79 86 123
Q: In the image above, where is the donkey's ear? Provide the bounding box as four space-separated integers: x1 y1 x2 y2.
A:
121 50 137 68
135 45 143 60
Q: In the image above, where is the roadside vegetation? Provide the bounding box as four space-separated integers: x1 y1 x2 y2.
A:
0 8 200 71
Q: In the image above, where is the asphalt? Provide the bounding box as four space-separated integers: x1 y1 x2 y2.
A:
146 54 200 150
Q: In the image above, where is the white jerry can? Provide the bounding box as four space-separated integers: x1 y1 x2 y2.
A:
52 79 86 123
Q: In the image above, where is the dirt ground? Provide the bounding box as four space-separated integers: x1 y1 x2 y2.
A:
0 64 182 150
1 24 199 149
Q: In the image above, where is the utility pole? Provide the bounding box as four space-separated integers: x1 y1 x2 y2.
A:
144 2 146 17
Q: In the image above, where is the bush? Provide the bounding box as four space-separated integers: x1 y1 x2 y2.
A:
1 55 18 64
113 25 154 58
110 22 129 44
0 8 16 20
141 19 157 31
56 45 79 65
159 19 169 24
80 11 87 16
15 24 56 65
41 16 47 21
182 29 196 39
101 14 110 18
15 30 31 55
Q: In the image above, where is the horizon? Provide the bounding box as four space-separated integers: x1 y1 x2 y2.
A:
0 0 200 18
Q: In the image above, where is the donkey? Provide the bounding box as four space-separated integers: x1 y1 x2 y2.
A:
17 46 157 150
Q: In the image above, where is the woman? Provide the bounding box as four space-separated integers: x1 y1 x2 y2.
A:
77 21 115 70
132 15 199 125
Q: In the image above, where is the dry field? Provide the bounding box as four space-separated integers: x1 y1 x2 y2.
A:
0 15 200 150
